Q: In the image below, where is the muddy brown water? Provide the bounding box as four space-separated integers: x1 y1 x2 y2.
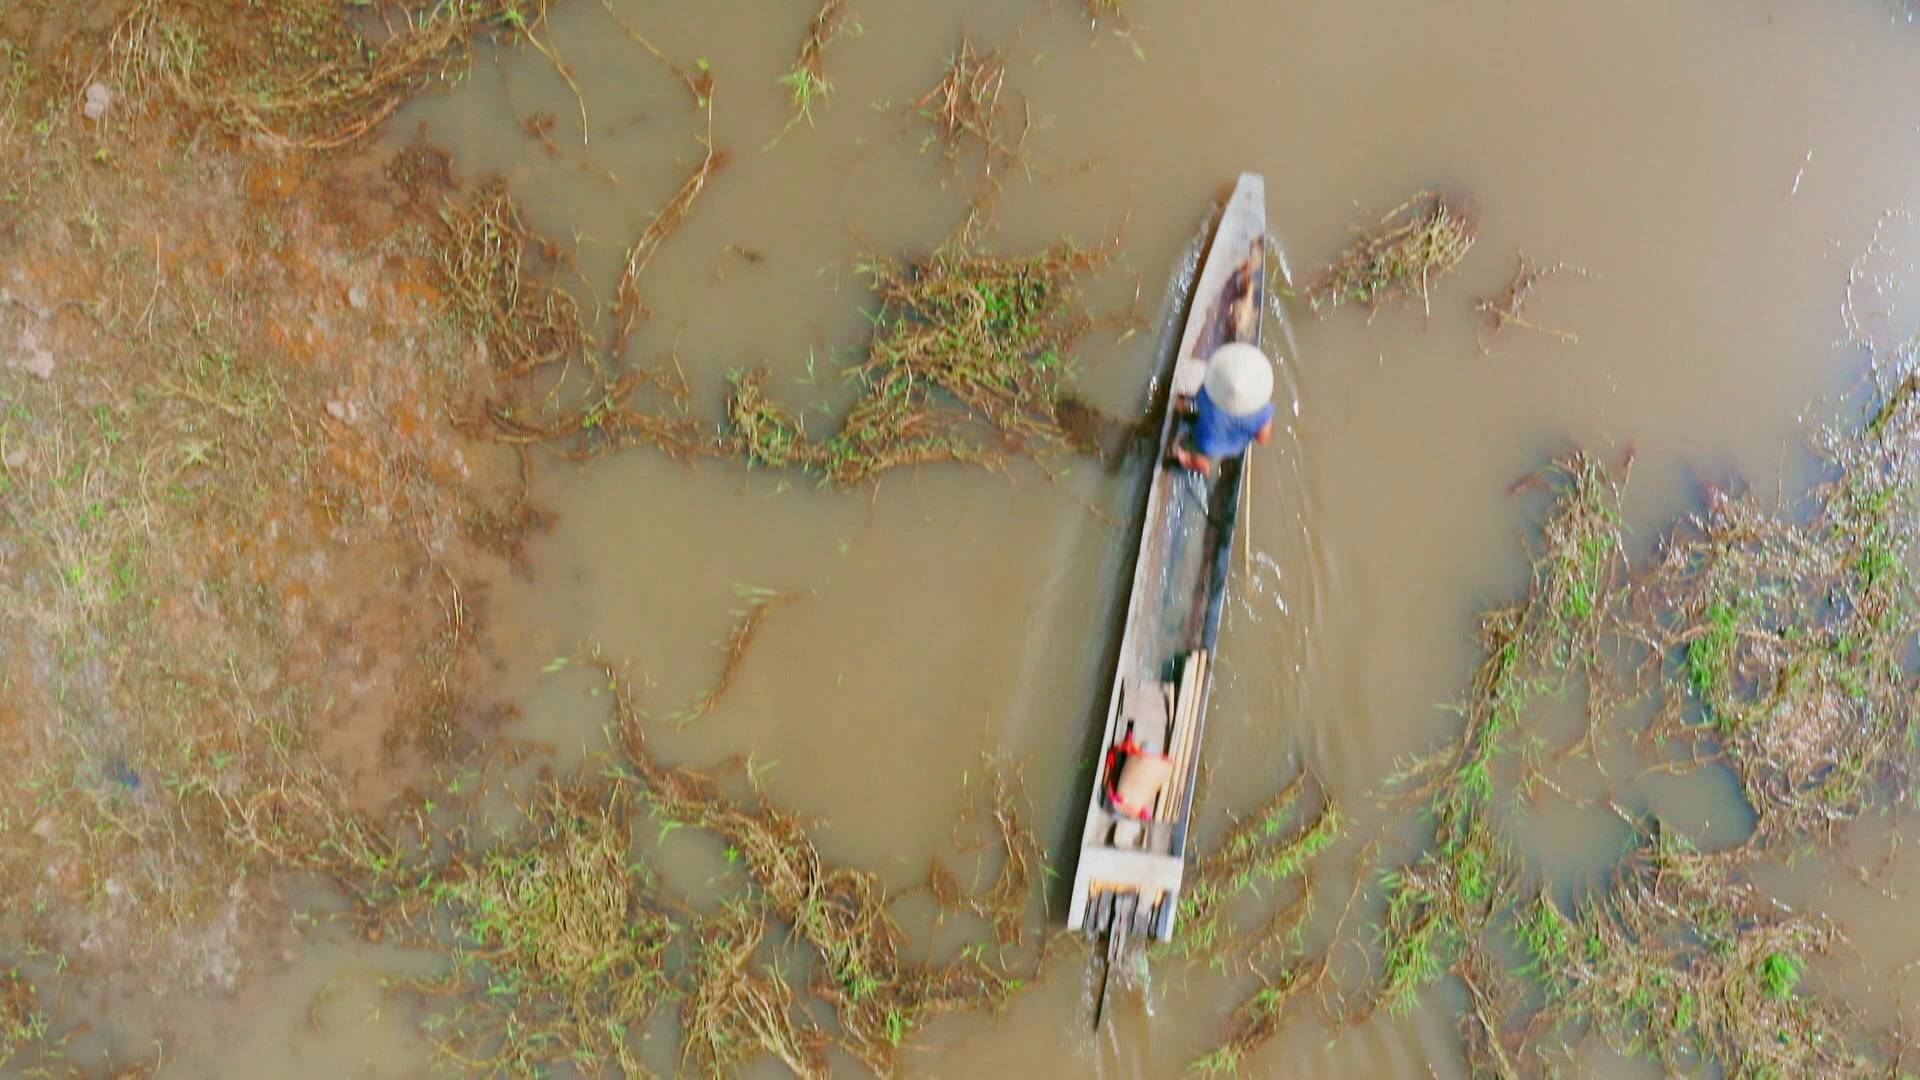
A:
79 0 1920 1075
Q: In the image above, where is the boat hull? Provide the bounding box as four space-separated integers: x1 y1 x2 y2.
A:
1066 173 1267 943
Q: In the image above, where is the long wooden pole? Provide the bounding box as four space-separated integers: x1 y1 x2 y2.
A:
1241 444 1253 579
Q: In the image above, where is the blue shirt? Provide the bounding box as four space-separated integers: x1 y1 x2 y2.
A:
1191 388 1274 460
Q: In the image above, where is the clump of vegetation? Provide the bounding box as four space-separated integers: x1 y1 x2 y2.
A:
1305 190 1477 317
1630 371 1920 846
1361 356 1920 1076
360 658 1053 1076
727 367 816 470
436 180 593 382
775 0 855 136
1474 249 1588 355
637 756 1024 1073
680 903 830 1079
1524 827 1870 1076
439 164 1106 489
912 34 1024 179
717 239 1109 487
816 241 1107 485
1530 454 1630 673
412 780 673 1075
430 179 723 460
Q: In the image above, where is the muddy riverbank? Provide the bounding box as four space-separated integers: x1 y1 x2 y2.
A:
0 2 542 1069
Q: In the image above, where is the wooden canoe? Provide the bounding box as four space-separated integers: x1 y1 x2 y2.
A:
1066 173 1267 947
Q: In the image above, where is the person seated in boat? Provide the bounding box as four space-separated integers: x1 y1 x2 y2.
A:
1172 341 1274 475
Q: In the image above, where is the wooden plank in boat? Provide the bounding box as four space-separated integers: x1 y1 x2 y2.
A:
1161 650 1208 824
1074 847 1185 895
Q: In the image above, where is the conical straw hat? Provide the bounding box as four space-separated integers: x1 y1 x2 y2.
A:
1202 342 1273 417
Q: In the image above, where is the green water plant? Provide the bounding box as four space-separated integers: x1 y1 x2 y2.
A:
1174 767 1343 1076
727 368 812 470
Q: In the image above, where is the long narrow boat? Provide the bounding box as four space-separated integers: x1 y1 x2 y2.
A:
1067 173 1266 957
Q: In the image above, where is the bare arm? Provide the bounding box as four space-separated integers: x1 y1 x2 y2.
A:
1255 420 1274 445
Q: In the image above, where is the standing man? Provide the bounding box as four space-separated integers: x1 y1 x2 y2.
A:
1172 341 1274 475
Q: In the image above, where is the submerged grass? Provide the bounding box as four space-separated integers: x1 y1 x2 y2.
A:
1305 190 1477 318
819 241 1106 485
928 763 1050 948
1188 956 1328 1077
120 0 552 152
369 654 1055 1076
24 1 1917 1075
727 367 813 470
5 0 1071 1072
1629 367 1920 846
0 10 533 1005
436 180 593 383
433 181 722 461
611 88 726 347
0 9 593 1073
436 133 1103 488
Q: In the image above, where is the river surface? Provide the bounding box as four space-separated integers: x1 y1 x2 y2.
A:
121 0 1920 1075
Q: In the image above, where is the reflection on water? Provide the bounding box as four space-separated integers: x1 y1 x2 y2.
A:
94 0 1920 1073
